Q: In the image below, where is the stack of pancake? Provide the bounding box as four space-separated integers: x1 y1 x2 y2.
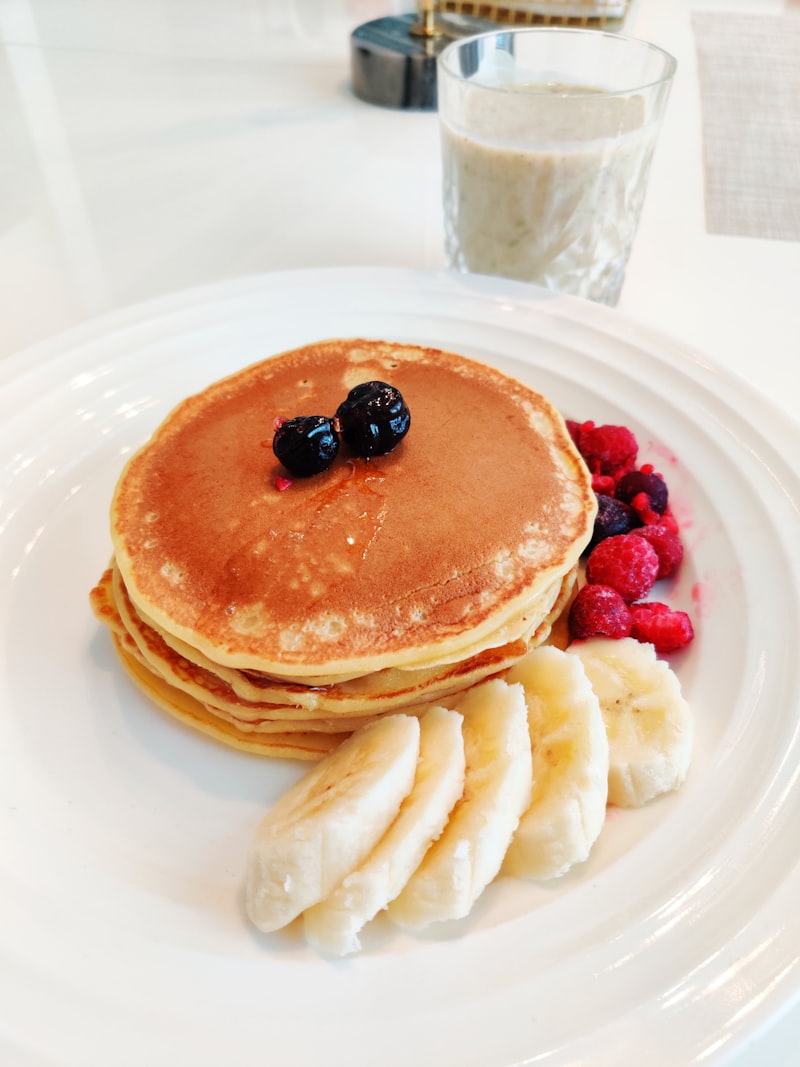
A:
90 339 596 758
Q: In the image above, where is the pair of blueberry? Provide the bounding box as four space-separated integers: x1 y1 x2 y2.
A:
272 381 411 477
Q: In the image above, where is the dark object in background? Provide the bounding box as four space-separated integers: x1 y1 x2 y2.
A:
350 9 494 110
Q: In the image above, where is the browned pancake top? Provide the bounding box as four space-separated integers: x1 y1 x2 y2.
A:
111 339 594 673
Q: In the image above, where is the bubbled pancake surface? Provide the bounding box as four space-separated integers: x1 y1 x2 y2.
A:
110 339 595 678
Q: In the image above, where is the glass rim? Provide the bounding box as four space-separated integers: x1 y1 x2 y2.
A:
437 27 678 98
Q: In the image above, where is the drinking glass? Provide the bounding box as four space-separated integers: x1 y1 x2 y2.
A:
438 28 676 305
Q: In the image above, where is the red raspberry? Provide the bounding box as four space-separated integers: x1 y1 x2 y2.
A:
631 525 684 578
585 533 659 602
658 507 680 534
568 584 632 641
630 601 695 653
591 473 617 495
575 422 638 478
565 419 582 448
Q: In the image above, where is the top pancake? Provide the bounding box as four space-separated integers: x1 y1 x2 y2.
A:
111 339 595 678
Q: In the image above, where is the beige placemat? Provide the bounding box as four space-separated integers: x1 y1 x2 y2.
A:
693 12 800 241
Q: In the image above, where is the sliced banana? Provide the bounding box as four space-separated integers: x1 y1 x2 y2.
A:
570 637 693 808
502 645 609 880
387 678 532 931
303 706 466 956
245 714 420 933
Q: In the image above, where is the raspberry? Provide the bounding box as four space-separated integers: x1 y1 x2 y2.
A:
631 525 684 578
629 601 694 653
591 473 616 495
658 507 680 534
585 533 659 602
575 422 638 478
586 493 641 553
565 419 582 448
568 584 632 641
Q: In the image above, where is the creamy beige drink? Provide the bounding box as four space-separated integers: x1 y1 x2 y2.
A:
437 30 675 305
442 87 656 305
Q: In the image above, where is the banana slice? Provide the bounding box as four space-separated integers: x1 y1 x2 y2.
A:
570 637 693 808
303 706 466 956
388 678 532 930
502 645 609 880
245 714 420 933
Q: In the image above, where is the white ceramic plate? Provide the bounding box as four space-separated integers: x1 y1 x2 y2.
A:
3 268 800 1067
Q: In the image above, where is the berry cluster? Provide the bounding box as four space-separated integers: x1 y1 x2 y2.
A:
272 381 411 480
566 420 694 654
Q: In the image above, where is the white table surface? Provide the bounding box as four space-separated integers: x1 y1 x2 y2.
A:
2 1 799 1063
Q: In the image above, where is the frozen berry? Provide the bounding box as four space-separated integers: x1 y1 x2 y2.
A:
272 415 339 476
591 473 617 496
568 584 632 641
631 525 684 579
566 419 582 448
575 422 638 478
586 493 641 553
335 381 410 458
630 601 694 653
585 533 659 602
615 468 668 515
658 508 680 535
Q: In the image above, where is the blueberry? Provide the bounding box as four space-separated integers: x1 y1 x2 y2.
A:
615 470 668 514
272 415 339 477
335 381 410 458
585 493 641 553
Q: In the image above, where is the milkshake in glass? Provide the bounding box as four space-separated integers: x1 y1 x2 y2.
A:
437 30 676 305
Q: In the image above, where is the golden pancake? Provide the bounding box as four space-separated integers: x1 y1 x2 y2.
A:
94 566 576 756
113 626 439 750
113 639 341 759
110 339 595 680
117 561 569 698
129 560 565 688
97 562 575 724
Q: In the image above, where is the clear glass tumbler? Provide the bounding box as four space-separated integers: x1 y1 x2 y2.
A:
438 28 676 305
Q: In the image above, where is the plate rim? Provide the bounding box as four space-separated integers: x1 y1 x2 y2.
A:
3 267 799 454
